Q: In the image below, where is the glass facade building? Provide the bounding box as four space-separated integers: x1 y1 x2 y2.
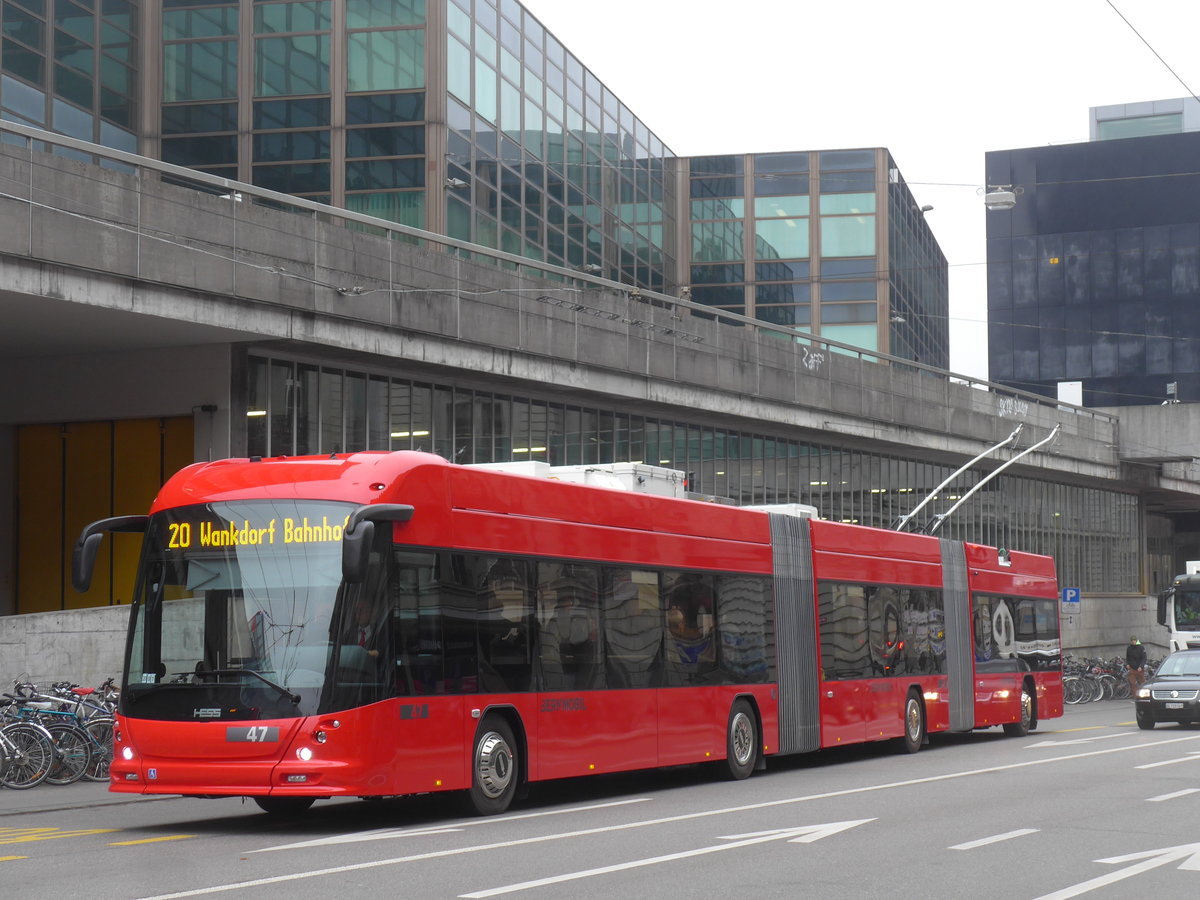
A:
686 149 947 365
1 0 949 359
0 0 138 151
987 131 1200 406
148 0 677 286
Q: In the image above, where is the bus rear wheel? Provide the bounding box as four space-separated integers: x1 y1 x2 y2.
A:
897 691 925 754
469 716 518 815
253 796 315 815
723 699 758 780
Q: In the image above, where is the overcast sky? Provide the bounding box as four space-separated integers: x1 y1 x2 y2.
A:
522 0 1200 379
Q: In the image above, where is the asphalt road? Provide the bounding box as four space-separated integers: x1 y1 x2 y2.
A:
4 700 1200 900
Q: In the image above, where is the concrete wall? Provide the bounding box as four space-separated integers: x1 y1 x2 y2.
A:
0 605 128 690
1062 594 1167 662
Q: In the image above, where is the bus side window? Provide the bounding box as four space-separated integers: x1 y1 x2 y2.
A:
603 567 662 689
715 574 772 684
476 557 534 693
663 572 717 686
537 563 602 691
818 582 870 680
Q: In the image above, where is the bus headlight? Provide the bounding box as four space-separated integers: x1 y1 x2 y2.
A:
296 746 313 761
121 746 135 761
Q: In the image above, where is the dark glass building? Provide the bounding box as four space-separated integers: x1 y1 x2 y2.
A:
986 130 1200 406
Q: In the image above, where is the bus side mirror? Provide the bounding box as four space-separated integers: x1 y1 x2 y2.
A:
1158 591 1169 627
72 515 149 592
73 533 106 593
342 520 375 584
341 504 415 584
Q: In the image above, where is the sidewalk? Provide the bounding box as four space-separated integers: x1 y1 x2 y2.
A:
0 780 171 817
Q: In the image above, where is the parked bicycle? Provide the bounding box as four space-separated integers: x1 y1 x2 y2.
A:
0 676 118 788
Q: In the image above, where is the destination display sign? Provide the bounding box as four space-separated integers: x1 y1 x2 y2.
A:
165 516 351 549
158 502 358 552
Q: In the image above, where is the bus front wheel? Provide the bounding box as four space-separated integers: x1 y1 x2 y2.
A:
723 699 758 780
1003 686 1034 736
469 716 518 815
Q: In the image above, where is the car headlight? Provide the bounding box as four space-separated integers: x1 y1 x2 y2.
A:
1137 687 1151 699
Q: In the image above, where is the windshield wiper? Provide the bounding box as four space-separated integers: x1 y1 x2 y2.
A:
205 668 301 704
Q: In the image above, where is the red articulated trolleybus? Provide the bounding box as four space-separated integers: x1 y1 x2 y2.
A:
73 451 1063 815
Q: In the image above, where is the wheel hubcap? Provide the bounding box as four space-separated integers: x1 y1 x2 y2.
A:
907 701 921 739
475 731 514 799
731 712 753 765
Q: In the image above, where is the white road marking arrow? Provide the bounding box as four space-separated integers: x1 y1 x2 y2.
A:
1035 841 1200 899
459 819 875 898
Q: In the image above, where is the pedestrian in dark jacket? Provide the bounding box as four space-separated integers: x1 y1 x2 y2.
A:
1126 636 1148 695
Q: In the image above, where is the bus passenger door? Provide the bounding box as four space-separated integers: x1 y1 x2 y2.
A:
817 583 873 746
819 678 867 747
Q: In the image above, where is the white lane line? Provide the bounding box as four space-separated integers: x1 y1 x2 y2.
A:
251 798 653 853
136 730 1200 900
1135 751 1200 769
1148 788 1200 802
1025 732 1135 748
949 828 1038 850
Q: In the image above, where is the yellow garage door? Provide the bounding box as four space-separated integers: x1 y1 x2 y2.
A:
15 417 194 614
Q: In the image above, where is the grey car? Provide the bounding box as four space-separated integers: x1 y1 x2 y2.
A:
1135 649 1200 729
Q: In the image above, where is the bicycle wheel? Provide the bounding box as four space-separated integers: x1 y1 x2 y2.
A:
43 722 92 785
1063 676 1083 704
82 717 114 782
0 723 54 789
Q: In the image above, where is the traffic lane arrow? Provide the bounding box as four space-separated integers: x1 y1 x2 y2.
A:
458 819 876 898
1034 841 1200 899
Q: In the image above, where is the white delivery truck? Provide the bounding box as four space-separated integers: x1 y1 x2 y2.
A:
1157 562 1200 652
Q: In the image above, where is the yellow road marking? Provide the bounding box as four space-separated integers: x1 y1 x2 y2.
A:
0 827 117 844
0 856 29 862
109 835 197 846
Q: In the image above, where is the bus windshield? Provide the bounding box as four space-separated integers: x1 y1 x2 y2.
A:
122 500 355 720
